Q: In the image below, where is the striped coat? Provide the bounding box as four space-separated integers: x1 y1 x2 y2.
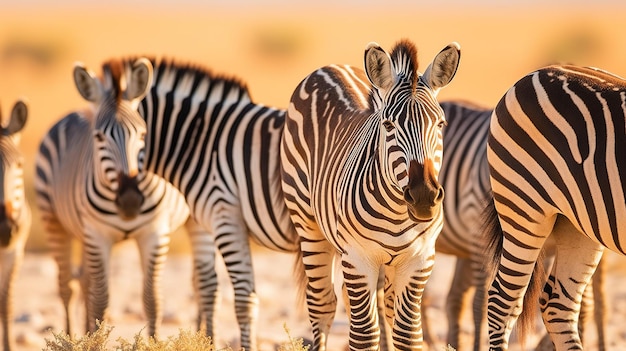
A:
0 100 30 351
35 59 192 336
282 40 460 351
485 65 626 350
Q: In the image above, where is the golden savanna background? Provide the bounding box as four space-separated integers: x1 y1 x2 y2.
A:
2 1 626 350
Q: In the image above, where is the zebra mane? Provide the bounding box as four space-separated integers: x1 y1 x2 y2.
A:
149 57 252 101
390 39 419 90
101 59 127 104
101 56 253 103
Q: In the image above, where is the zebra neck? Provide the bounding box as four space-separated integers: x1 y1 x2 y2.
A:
86 165 116 203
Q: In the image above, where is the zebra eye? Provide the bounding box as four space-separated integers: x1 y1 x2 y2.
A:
382 120 395 132
438 120 447 129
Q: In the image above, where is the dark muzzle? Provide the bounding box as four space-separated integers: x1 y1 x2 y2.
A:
0 205 16 247
403 160 444 222
115 174 145 220
403 183 444 222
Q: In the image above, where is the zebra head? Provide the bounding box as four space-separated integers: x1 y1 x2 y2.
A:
73 58 154 220
365 41 460 222
0 101 27 247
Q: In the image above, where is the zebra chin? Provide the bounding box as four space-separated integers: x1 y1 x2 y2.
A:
403 183 444 222
406 202 442 223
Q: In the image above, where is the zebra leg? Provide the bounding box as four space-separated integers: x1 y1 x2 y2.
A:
592 255 607 351
78 254 90 334
382 266 395 328
376 266 394 351
135 232 171 337
471 240 491 351
539 217 604 351
0 245 23 351
298 235 336 351
388 250 436 351
47 225 77 334
445 257 474 350
487 215 552 351
213 213 259 351
354 266 393 351
83 234 113 332
184 218 218 336
340 252 380 351
421 279 437 351
577 273 593 345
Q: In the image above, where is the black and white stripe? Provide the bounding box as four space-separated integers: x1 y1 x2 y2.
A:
34 58 192 337
485 65 626 350
432 101 607 351
281 40 460 351
135 57 300 351
0 100 30 351
432 101 493 351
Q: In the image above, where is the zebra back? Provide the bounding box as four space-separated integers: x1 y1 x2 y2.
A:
138 57 298 251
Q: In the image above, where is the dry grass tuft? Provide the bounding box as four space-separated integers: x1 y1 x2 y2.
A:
42 321 313 351
277 323 309 351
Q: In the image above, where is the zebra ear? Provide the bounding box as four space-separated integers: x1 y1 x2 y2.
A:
73 62 103 103
126 57 153 105
6 99 28 136
364 42 395 93
422 42 461 95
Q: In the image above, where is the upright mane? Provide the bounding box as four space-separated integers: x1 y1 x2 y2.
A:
101 59 126 104
101 56 253 103
151 57 253 102
390 39 419 90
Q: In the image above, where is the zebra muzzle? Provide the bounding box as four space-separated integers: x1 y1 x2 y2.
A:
403 160 444 222
403 183 444 222
115 175 145 220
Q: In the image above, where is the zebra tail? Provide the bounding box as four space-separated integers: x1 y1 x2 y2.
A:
482 195 546 348
482 195 502 288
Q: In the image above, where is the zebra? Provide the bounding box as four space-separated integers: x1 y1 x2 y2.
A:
484 64 626 350
0 100 30 351
131 57 301 351
281 40 461 351
424 101 607 351
34 58 195 337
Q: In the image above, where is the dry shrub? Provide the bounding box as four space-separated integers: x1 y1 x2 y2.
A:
42 321 312 351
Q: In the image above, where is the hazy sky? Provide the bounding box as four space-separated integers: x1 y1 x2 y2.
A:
4 0 625 10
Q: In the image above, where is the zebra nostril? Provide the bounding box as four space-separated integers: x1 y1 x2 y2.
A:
435 187 444 203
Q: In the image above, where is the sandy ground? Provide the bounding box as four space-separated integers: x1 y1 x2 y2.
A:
9 241 626 351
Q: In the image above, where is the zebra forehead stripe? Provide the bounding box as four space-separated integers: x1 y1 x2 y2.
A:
390 39 419 89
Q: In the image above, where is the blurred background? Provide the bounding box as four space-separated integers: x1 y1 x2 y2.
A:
3 2 626 350
2 0 626 252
